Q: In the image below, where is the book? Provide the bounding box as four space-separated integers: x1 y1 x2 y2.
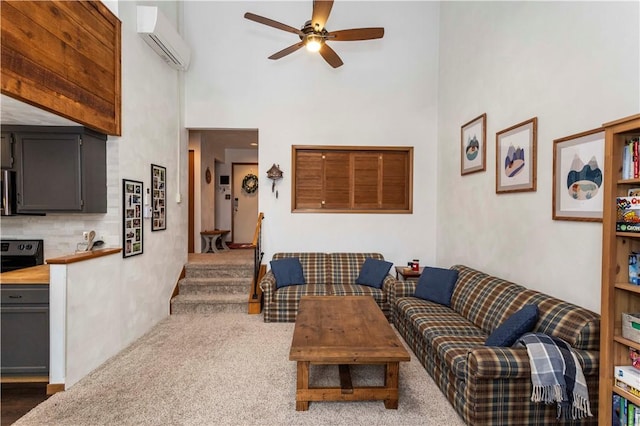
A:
631 254 640 285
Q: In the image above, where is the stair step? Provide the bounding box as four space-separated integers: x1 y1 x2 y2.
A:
178 277 251 295
170 294 247 314
185 264 253 279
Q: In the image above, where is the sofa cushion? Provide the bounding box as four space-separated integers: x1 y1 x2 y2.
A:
414 267 459 307
485 304 539 347
355 258 393 289
272 252 328 286
270 257 305 289
329 252 385 286
450 266 526 334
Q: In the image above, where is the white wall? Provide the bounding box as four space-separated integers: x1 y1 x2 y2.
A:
436 1 640 313
184 1 441 266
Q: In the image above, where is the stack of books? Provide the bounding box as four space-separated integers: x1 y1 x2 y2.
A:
622 137 640 180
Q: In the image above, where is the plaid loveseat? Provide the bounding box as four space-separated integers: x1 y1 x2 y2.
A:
260 252 396 322
393 265 600 425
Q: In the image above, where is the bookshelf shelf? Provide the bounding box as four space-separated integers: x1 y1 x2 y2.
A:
614 335 640 351
601 113 640 424
618 179 640 185
615 283 640 294
616 232 640 239
614 385 640 406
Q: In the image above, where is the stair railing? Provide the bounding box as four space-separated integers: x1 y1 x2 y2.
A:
250 212 265 300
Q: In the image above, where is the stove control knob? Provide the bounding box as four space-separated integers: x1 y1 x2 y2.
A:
25 244 32 250
18 244 25 250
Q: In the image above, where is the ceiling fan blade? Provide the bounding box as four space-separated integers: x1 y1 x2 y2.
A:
319 43 343 68
268 42 305 60
328 28 385 41
244 12 304 36
311 0 334 31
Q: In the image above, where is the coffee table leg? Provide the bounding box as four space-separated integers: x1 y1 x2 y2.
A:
384 362 400 409
296 361 310 411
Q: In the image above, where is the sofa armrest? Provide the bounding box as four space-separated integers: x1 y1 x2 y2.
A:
468 346 599 380
259 270 277 302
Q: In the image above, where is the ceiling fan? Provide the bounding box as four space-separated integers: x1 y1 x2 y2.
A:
244 0 384 68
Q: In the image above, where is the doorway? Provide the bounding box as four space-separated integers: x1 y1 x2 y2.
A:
232 163 258 244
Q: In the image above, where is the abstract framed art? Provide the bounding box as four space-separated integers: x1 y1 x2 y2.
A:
496 117 538 194
461 113 487 175
552 128 605 221
122 178 143 258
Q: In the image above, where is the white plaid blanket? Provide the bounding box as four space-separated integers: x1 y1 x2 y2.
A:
518 332 593 420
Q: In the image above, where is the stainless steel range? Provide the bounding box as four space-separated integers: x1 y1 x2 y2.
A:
0 239 44 273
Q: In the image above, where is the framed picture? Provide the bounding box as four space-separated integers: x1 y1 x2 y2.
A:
552 128 605 221
122 179 143 258
151 164 166 231
461 113 487 175
496 117 538 193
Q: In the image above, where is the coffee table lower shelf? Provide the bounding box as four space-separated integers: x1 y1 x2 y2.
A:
295 361 401 411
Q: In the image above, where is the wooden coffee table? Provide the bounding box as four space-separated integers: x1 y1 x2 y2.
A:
289 296 411 411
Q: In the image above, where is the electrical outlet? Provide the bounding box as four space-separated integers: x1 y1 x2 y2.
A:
83 231 89 241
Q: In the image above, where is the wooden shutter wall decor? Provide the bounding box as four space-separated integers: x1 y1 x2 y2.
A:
292 146 413 213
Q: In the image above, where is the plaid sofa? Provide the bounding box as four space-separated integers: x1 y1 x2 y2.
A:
393 264 600 425
260 252 396 322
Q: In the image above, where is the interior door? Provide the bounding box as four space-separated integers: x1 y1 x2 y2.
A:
232 163 258 244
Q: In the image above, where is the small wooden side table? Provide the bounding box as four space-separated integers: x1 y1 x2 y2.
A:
395 266 424 281
200 230 230 253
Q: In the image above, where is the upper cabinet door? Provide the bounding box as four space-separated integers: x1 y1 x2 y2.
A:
1 132 14 170
1 1 122 135
15 132 83 212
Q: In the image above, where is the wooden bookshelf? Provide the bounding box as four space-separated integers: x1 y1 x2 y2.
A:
600 113 640 424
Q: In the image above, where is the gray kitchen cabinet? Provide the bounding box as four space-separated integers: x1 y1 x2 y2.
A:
4 125 107 213
0 285 49 376
1 131 14 169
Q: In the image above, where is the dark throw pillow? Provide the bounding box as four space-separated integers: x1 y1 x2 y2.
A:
485 304 539 347
270 257 305 289
355 258 393 289
413 267 459 307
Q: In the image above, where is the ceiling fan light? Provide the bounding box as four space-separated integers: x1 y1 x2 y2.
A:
305 35 322 52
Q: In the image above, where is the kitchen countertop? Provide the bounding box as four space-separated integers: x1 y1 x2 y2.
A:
0 248 122 285
0 264 50 285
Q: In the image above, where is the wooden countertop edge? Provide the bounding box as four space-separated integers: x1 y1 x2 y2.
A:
46 248 122 264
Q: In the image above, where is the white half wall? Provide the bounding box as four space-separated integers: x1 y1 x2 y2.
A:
184 1 441 267
436 1 640 313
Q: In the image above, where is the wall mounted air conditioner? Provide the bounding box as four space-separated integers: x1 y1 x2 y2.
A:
137 6 191 71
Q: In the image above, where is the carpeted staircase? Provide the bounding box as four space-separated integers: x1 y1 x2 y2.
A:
171 257 254 314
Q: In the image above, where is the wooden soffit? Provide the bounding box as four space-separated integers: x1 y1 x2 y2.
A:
1 1 122 136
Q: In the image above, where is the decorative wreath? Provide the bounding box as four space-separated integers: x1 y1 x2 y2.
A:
242 173 259 193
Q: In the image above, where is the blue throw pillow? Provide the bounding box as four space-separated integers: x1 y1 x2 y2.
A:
485 304 539 347
356 258 393 289
413 267 459 307
270 257 305 289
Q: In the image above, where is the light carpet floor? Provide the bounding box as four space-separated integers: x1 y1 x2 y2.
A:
15 313 466 426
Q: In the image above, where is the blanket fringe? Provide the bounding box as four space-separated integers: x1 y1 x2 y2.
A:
531 384 565 405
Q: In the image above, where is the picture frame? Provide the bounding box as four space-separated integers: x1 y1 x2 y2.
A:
552 128 605 222
122 179 143 258
151 164 166 231
461 113 487 175
496 117 538 193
